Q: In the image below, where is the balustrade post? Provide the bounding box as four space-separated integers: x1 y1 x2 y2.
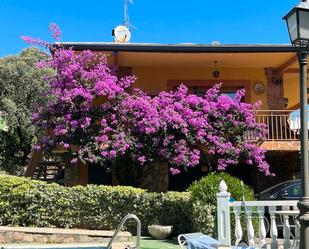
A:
233 206 243 246
282 214 292 249
217 180 231 246
257 206 267 248
269 206 278 249
245 206 255 247
295 216 301 249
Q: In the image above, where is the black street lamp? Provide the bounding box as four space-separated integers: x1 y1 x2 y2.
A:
283 1 309 248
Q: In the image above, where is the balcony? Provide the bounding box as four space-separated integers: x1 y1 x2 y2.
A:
253 110 303 151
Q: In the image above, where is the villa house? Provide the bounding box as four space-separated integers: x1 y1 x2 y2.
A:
26 42 304 192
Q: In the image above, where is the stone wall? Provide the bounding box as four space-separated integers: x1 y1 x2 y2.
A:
140 162 169 192
64 165 80 186
0 226 131 244
64 161 88 186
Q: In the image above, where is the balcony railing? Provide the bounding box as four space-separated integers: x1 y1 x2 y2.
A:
253 110 304 141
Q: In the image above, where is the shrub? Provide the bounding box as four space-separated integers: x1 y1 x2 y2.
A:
1 173 255 238
191 201 214 235
0 174 193 234
188 172 255 204
188 172 256 239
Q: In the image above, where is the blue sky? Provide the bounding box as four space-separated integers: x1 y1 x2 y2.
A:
0 0 301 57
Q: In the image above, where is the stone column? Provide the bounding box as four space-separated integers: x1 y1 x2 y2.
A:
64 161 88 186
264 67 284 110
217 180 231 246
140 162 169 192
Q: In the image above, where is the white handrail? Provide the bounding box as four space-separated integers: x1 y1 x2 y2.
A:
230 200 298 207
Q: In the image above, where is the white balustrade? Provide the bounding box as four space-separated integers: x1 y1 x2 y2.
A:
294 214 301 249
217 180 299 248
257 206 267 248
233 206 243 245
269 206 278 249
216 180 231 246
245 206 255 247
283 214 292 248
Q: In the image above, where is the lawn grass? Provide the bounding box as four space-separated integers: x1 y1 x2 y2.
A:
139 236 179 249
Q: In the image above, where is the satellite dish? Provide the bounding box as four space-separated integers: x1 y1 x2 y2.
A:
211 41 221 45
113 25 131 43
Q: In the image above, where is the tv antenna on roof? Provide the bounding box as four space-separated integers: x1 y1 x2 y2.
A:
112 0 136 43
124 0 137 30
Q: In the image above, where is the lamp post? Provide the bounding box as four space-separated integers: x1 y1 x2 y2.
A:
283 1 309 248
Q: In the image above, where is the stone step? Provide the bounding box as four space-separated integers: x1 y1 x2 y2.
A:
0 226 132 244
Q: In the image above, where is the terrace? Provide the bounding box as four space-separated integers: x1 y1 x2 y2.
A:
253 110 303 151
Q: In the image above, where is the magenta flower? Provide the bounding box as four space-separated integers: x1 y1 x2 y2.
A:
49 23 62 41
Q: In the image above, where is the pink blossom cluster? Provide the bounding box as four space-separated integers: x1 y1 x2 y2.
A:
25 23 271 176
32 48 136 156
49 22 62 41
26 24 135 161
100 84 271 175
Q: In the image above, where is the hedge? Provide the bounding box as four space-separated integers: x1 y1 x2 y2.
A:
0 173 255 238
0 174 194 234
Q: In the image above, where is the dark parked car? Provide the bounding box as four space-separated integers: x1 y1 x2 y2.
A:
255 179 301 201
255 179 301 234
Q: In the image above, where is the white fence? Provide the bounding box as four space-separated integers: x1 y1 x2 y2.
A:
217 180 299 249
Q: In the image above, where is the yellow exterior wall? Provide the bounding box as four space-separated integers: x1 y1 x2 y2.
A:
99 51 303 110
132 66 269 109
283 73 308 109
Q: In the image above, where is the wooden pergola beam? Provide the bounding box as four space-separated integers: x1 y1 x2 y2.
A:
278 55 298 73
25 150 42 177
284 68 309 74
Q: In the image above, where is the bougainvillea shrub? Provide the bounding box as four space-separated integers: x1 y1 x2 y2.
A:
22 23 135 164
23 24 271 176
109 85 270 175
31 49 135 162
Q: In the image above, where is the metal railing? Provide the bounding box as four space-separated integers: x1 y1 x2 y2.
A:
107 214 141 249
253 110 305 141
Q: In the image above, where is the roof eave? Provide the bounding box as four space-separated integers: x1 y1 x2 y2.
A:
57 42 297 53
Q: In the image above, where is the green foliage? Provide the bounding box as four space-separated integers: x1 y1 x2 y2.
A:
0 132 21 174
188 172 255 204
191 201 215 235
188 172 256 238
0 172 258 239
0 116 8 131
0 174 194 235
0 48 52 174
2 172 258 239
